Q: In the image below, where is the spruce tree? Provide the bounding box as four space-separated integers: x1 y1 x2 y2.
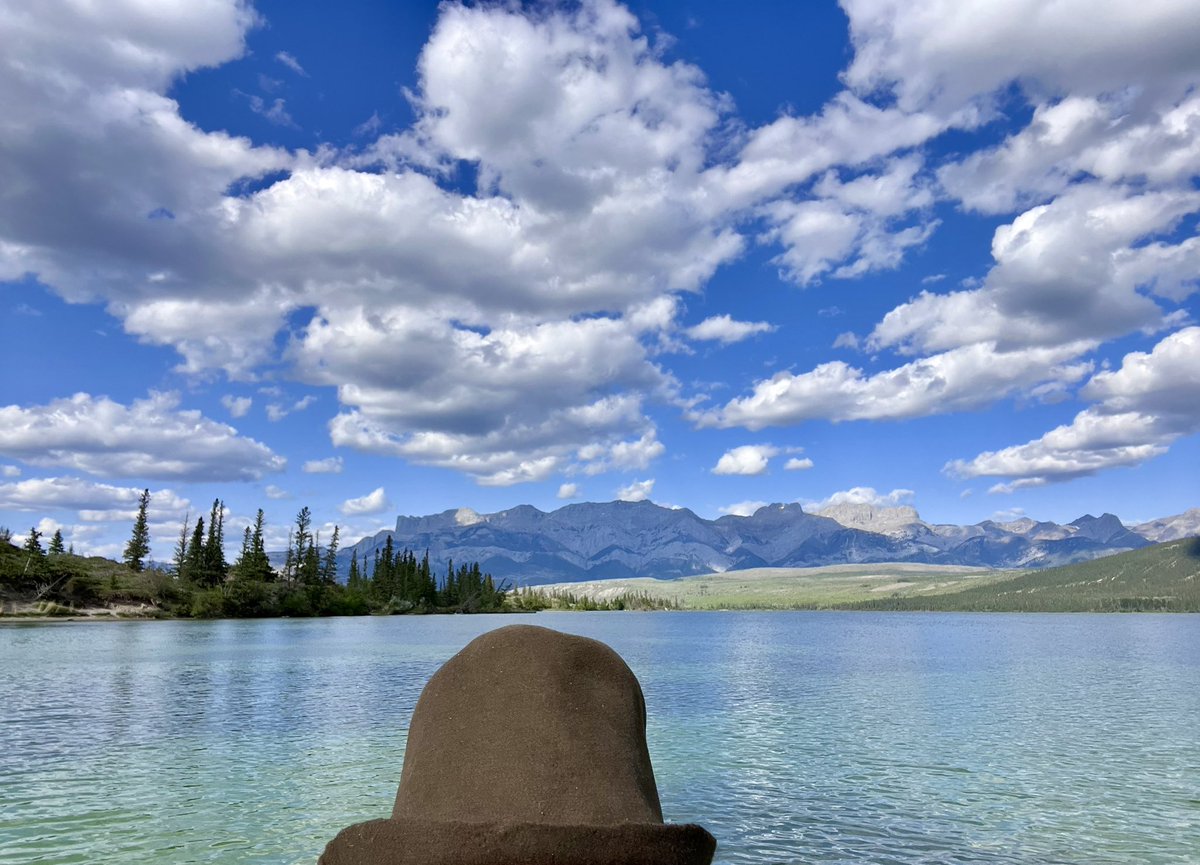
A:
48 529 65 555
248 509 273 581
202 499 228 585
173 514 190 579
347 550 360 590
123 488 151 571
321 525 340 585
22 527 45 579
185 516 206 585
289 507 312 584
23 526 44 558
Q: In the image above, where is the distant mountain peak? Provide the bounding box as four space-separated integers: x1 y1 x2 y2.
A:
327 499 1190 586
815 502 922 534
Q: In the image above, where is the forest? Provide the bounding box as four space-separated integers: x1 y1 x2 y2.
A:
0 491 508 618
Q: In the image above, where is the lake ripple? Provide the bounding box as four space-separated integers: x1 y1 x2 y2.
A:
2 612 1197 864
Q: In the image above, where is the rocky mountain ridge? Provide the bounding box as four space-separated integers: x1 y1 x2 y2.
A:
339 501 1197 586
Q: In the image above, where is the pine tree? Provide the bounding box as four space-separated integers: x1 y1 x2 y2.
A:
48 529 65 555
22 527 45 578
290 507 312 584
123 488 151 571
203 499 227 583
185 516 206 585
247 509 273 582
23 526 44 558
173 513 190 579
301 530 319 585
321 526 340 585
231 525 253 578
347 550 361 591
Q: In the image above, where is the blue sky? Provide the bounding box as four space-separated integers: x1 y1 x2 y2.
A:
2 0 1198 561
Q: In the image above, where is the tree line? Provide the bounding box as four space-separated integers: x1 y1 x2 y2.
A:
2 491 507 618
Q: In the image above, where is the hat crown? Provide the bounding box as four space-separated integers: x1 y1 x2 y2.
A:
394 625 664 827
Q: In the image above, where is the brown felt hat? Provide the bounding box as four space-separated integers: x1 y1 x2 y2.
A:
319 624 715 865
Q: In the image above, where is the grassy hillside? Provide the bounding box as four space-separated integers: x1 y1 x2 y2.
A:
841 538 1200 612
534 562 1006 610
533 540 1200 612
0 541 186 616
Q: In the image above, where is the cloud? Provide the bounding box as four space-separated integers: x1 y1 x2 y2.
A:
316 312 672 485
264 484 290 500
870 186 1200 357
784 457 814 471
1 465 20 478
718 500 768 517
557 483 580 500
699 342 1094 429
686 315 776 345
302 456 344 474
0 476 190 522
265 394 317 422
761 156 938 285
712 444 779 476
221 395 252 418
616 478 654 502
0 392 286 481
809 487 915 510
242 93 297 128
949 327 1200 486
840 0 1200 115
340 486 392 516
7 0 1198 495
275 51 307 76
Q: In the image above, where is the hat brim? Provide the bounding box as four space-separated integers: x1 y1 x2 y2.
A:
319 818 716 865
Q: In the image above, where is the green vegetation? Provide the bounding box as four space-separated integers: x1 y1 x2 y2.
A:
122 488 151 572
510 586 679 611
839 538 1200 612
5 498 1194 617
535 563 1006 610
0 495 506 619
531 543 1200 612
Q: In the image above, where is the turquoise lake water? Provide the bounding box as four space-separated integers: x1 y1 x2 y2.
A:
1 612 1198 864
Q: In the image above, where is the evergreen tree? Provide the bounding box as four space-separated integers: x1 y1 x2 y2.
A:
173 513 190 579
21 527 45 579
321 525 340 585
23 526 44 558
347 549 361 591
185 516 206 585
123 488 151 571
283 530 295 584
290 507 312 584
202 499 227 583
48 529 65 555
231 526 252 578
247 509 273 582
303 530 320 585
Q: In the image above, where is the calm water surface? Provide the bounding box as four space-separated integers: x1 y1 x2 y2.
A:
1 612 1197 864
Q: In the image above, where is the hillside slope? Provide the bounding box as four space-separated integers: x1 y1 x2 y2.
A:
843 538 1200 612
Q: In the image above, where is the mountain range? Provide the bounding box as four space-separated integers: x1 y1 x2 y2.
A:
338 502 1200 586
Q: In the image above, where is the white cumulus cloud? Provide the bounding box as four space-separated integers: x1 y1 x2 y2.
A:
949 326 1200 486
686 315 776 345
302 456 344 474
712 444 779 476
0 392 285 481
340 486 392 516
616 478 654 502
